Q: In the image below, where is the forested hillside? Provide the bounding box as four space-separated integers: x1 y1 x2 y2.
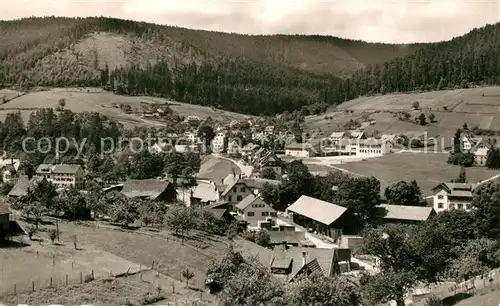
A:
0 17 499 116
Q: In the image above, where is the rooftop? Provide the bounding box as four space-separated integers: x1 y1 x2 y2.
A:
121 179 172 200
379 204 435 222
0 198 10 215
286 195 347 226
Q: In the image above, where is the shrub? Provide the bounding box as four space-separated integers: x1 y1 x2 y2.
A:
27 225 37 241
424 294 443 306
48 229 57 244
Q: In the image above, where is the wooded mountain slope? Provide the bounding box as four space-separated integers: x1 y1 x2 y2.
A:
0 17 499 116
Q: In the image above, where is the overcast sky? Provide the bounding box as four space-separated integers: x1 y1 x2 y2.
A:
1 0 499 43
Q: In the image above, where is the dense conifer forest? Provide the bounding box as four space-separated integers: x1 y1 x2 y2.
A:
0 17 499 115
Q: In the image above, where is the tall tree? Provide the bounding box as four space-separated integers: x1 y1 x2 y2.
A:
471 182 500 239
384 180 422 206
336 176 381 223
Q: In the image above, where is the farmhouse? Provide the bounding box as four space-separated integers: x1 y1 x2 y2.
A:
35 164 84 189
227 139 242 156
202 201 236 224
121 179 177 202
378 204 436 225
256 152 283 176
235 194 277 226
8 175 43 198
269 247 352 281
0 158 20 183
286 195 361 240
432 182 476 213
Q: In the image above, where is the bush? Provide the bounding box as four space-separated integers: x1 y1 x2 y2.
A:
424 294 443 306
48 229 57 244
141 294 165 305
27 225 37 241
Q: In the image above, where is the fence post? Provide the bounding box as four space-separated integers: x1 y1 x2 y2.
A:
66 274 68 286
13 284 16 295
172 281 175 293
92 270 94 279
72 262 74 270
32 280 34 292
36 250 39 257
52 255 55 265
151 260 155 269
80 271 83 284
50 277 53 288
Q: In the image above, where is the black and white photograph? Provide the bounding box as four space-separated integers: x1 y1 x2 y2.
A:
0 0 500 305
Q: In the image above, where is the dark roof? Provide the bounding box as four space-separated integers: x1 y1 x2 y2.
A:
433 182 477 197
235 194 269 211
8 175 42 197
205 208 227 220
204 201 230 210
36 164 81 174
121 179 173 200
270 247 335 281
0 198 10 215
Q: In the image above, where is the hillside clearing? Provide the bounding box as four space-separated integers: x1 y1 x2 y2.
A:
0 88 252 127
197 155 241 182
334 153 499 196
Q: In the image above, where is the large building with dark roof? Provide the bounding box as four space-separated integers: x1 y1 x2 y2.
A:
121 179 177 202
35 164 84 189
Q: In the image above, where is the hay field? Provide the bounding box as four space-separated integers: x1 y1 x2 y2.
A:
0 88 251 128
306 86 500 149
334 153 499 196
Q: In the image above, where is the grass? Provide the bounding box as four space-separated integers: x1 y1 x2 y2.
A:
2 270 216 306
334 153 499 196
306 86 500 147
0 87 252 128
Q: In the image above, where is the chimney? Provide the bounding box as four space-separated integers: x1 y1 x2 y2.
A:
301 251 307 267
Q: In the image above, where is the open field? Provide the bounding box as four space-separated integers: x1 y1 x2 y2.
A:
334 153 499 196
306 86 500 149
0 232 140 297
0 88 252 127
197 155 241 182
3 270 216 306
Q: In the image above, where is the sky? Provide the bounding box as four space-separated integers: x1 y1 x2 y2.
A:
1 0 499 43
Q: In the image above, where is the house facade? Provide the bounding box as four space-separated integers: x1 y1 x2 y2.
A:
258 152 283 176
212 132 226 153
35 164 85 189
432 182 476 213
235 194 277 226
0 199 10 233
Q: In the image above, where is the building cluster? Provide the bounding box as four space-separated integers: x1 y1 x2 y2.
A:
284 131 394 158
460 132 494 166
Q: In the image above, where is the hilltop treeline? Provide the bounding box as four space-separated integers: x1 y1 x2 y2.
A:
0 17 499 116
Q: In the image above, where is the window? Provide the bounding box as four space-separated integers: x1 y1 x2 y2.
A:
437 195 444 199
233 187 237 192
237 195 243 201
438 202 443 209
247 212 255 217
457 203 464 210
270 212 277 217
262 212 269 217
240 187 245 192
228 196 232 202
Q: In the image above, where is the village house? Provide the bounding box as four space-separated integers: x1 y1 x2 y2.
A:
235 194 277 226
377 204 436 225
121 179 177 202
211 132 226 153
190 180 220 206
256 152 283 176
0 158 20 183
329 132 345 143
185 116 201 126
241 143 261 157
202 201 236 224
269 246 353 281
432 182 476 213
8 175 43 198
227 139 242 156
217 174 280 210
284 142 320 158
35 164 85 189
265 125 275 135
286 195 362 240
